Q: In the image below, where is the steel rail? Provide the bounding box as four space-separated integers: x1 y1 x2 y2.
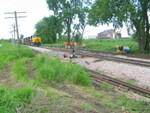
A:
40 46 150 67
88 69 150 97
75 50 150 67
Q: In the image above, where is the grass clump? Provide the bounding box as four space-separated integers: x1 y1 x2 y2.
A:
101 95 150 112
126 80 136 85
0 44 34 69
33 55 92 86
12 57 32 82
117 96 149 112
0 86 35 113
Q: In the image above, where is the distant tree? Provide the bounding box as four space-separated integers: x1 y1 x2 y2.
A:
35 16 63 44
73 8 90 44
88 0 150 51
35 19 48 43
46 0 90 44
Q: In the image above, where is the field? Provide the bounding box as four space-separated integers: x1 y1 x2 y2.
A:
0 43 149 113
45 38 150 54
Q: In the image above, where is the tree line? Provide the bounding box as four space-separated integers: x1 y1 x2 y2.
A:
34 0 150 52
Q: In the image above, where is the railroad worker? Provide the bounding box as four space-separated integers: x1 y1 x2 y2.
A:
70 41 73 49
82 42 86 49
74 42 78 49
64 42 68 48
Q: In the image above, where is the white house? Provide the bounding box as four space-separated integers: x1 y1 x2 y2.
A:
96 29 121 39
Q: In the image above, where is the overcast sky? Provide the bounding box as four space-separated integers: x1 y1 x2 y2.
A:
0 0 129 39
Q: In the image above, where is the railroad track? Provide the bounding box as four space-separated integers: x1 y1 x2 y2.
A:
41 46 150 67
88 69 150 97
34 46 150 97
75 49 150 67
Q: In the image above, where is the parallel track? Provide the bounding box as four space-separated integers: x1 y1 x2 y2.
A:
88 69 150 97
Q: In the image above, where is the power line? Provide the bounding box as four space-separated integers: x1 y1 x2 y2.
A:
4 11 26 48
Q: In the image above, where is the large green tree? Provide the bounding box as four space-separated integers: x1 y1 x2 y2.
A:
46 0 90 43
35 16 63 44
89 0 150 51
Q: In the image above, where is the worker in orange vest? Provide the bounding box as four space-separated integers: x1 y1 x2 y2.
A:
82 42 86 49
70 42 73 49
64 42 68 48
74 42 78 49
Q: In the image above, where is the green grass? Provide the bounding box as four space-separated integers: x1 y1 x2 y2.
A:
117 96 149 112
0 44 35 69
12 57 32 82
45 88 72 112
80 103 96 111
100 95 150 112
83 39 145 54
0 44 36 112
0 86 36 113
1 43 150 113
44 38 150 54
126 80 136 85
33 55 92 86
76 85 150 113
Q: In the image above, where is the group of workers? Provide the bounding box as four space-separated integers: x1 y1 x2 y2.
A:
64 42 86 49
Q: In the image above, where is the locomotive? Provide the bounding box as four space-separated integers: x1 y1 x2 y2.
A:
22 35 42 46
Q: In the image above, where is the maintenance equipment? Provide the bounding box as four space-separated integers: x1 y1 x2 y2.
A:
115 46 131 53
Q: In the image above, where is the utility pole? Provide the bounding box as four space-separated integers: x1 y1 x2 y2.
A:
5 11 26 48
10 24 16 44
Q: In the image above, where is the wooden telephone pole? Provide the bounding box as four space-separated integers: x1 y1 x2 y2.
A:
5 11 26 48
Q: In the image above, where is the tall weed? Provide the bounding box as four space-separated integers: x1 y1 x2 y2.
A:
0 86 35 113
12 57 31 82
33 55 92 86
0 44 34 69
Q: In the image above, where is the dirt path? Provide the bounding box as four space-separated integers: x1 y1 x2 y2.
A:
0 64 16 87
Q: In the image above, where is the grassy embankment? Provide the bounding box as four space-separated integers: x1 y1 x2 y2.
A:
44 39 150 54
0 44 36 113
0 43 149 113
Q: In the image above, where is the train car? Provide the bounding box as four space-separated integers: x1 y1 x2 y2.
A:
31 35 41 46
22 37 30 45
